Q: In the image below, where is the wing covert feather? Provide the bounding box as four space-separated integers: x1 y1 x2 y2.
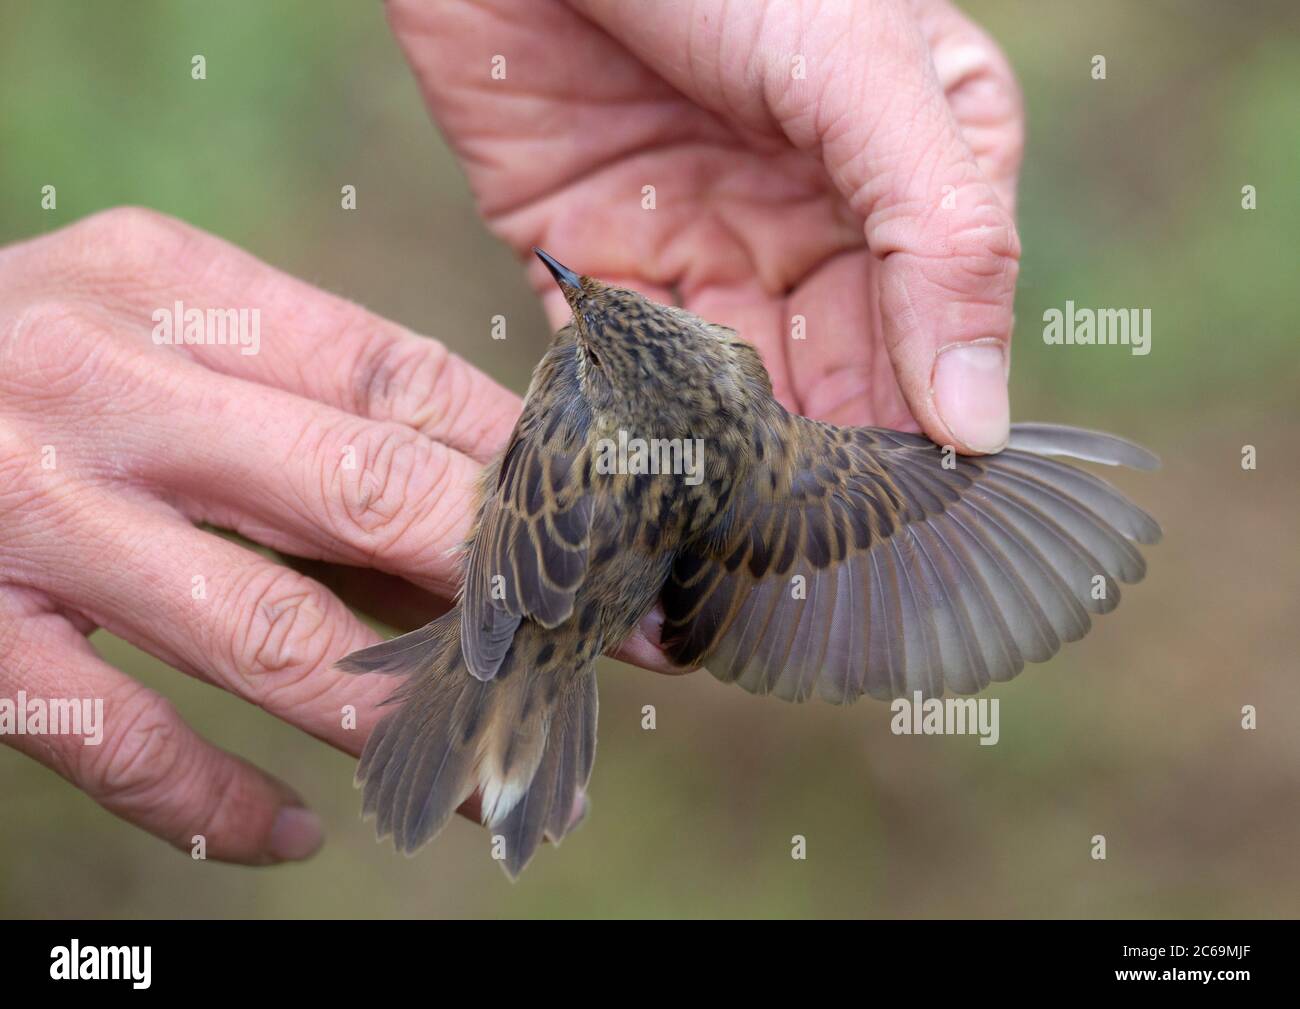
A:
461 435 592 681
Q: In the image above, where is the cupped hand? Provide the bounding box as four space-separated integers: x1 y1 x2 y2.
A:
0 208 535 863
389 0 1024 452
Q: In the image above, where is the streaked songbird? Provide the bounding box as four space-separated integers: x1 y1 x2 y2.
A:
337 248 1161 877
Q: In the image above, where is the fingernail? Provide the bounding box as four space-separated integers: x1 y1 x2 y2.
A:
932 343 1010 453
269 806 324 862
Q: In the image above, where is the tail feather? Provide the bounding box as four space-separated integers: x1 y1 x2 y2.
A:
336 619 445 676
545 672 597 845
495 672 598 876
337 611 597 876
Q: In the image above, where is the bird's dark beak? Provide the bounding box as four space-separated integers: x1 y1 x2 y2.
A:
533 247 582 293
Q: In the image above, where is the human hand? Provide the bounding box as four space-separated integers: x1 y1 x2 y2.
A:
0 208 540 864
388 0 1023 452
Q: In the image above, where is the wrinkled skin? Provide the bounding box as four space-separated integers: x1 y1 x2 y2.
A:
0 0 1023 865
390 0 1023 441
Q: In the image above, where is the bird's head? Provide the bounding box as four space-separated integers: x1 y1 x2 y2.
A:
532 248 765 428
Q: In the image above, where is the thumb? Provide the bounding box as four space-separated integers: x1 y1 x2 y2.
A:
787 0 1020 452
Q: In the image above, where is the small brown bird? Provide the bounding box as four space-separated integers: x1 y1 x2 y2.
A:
338 249 1161 877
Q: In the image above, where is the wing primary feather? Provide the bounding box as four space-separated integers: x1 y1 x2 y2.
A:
925 511 1024 683
816 560 859 703
889 534 944 697
905 522 985 695
993 452 1162 545
951 497 1085 650
968 484 1119 614
866 548 908 700
1007 423 1160 469
981 468 1145 582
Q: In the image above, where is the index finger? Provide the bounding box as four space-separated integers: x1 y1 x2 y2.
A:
29 208 522 463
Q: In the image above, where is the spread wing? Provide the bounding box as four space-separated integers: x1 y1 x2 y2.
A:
461 337 594 681
659 421 1161 702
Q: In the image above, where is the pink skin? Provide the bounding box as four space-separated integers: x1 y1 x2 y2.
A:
0 0 1023 864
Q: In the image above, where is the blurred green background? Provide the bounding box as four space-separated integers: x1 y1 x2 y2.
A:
1 0 1296 919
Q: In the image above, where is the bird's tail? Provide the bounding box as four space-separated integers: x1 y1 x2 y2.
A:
336 610 597 878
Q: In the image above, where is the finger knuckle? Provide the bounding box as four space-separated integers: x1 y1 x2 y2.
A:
0 300 103 386
353 328 455 431
0 425 45 529
985 47 1025 123
980 76 1025 181
218 564 341 696
1003 71 1026 133
995 120 1025 182
66 205 199 278
313 418 447 558
85 686 187 805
